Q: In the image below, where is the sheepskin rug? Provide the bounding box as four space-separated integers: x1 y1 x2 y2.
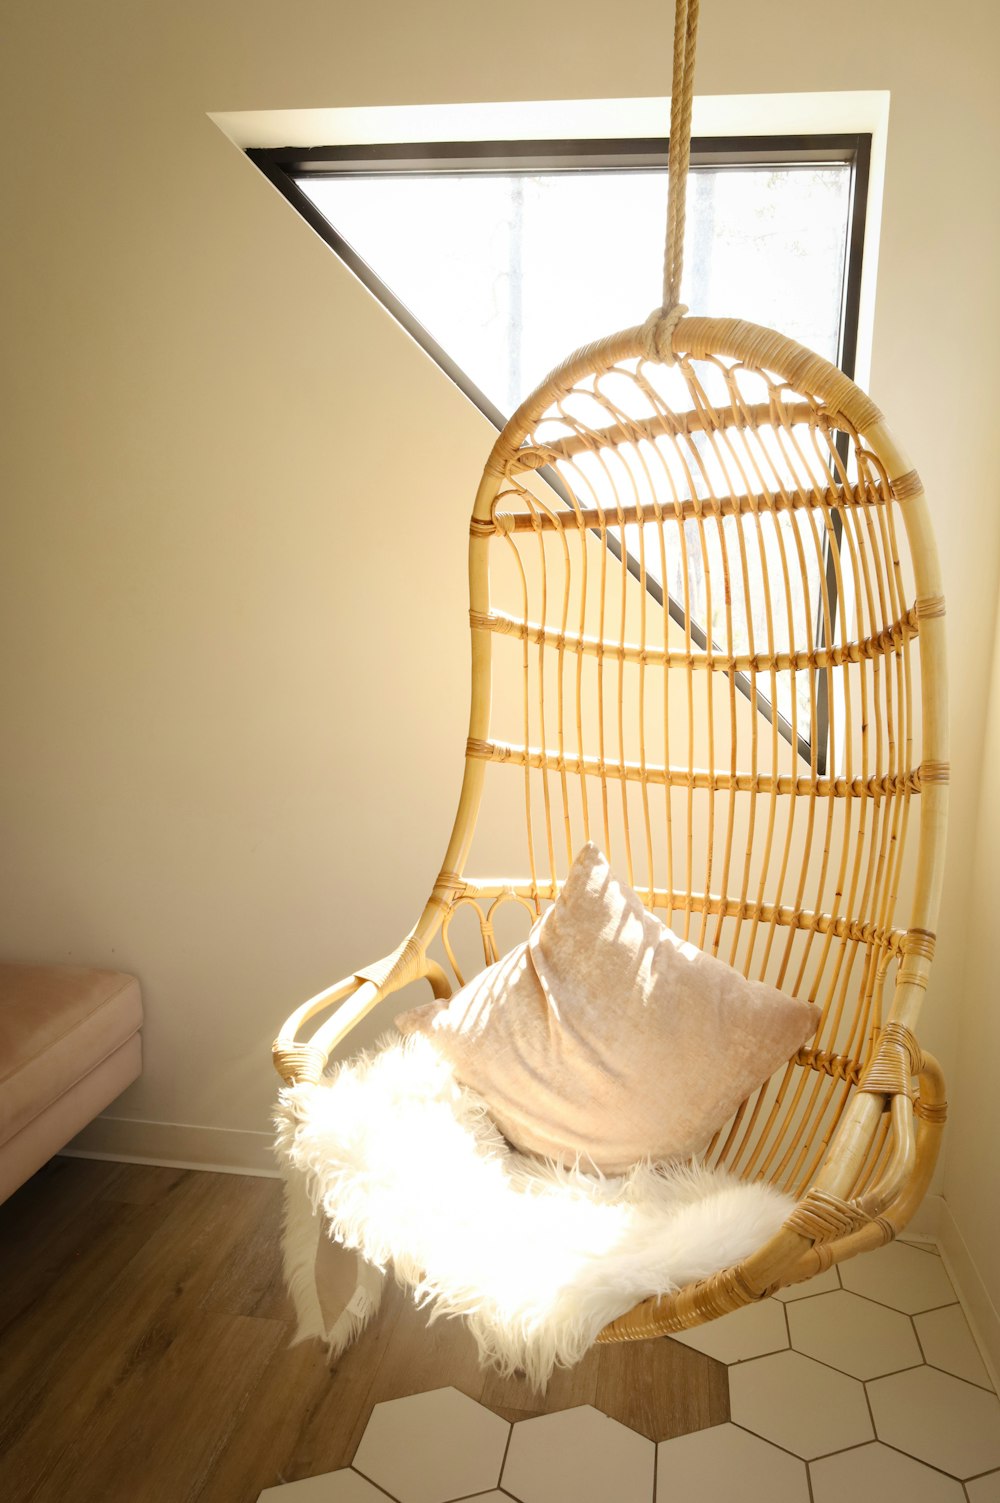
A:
276 1033 794 1388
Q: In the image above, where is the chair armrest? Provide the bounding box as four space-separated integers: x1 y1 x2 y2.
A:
853 1027 944 1218
272 935 451 1086
785 1023 944 1247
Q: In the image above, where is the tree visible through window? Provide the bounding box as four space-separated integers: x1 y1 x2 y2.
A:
250 136 870 770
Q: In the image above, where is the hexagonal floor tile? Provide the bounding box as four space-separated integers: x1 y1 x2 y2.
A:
810 1442 965 1503
967 1472 1000 1501
352 1387 509 1503
258 1472 392 1500
450 1496 509 1502
914 1304 994 1389
729 1350 873 1460
502 1404 654 1503
668 1299 788 1363
839 1242 955 1313
656 1422 809 1502
787 1289 922 1379
773 1265 841 1302
868 1366 1000 1479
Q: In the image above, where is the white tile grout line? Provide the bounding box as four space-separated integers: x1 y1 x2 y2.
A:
805 1439 817 1503
901 1233 1000 1396
908 1300 996 1395
875 1441 1000 1489
651 1417 658 1502
726 1415 1000 1488
443 1491 511 1501
859 1378 881 1470
727 1321 987 1389
496 1416 515 1501
934 1228 1000 1397
350 1463 404 1503
272 1250 997 1500
726 1419 819 1477
911 1303 930 1368
277 1344 997 1502
724 1294 999 1487
710 1294 965 1369
803 1435 995 1488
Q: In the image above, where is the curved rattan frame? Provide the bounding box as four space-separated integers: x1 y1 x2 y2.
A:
274 316 948 1342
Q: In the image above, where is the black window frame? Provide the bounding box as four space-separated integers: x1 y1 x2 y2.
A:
249 133 871 775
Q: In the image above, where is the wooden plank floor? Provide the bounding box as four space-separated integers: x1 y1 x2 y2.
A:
0 1157 729 1503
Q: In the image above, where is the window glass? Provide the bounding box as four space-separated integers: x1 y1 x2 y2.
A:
300 166 851 415
286 144 863 769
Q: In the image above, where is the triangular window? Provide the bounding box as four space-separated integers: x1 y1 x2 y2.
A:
250 136 870 771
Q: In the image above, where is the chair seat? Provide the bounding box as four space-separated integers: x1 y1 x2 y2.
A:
0 963 142 1147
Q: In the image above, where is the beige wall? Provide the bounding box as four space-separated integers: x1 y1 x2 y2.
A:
2 0 998 1277
944 586 1000 1336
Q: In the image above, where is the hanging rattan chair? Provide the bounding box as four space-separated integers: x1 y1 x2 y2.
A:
273 0 948 1344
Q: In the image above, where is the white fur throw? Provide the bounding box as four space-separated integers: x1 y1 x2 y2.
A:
276 1034 794 1389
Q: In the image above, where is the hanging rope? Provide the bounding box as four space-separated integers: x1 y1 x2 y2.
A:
641 0 700 364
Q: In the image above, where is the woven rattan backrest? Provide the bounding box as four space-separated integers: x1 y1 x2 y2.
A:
429 318 947 1196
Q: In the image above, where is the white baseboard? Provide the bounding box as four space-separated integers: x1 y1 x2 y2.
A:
935 1198 1000 1395
62 1114 279 1177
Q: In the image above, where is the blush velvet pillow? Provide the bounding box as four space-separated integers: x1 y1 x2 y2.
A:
395 843 820 1174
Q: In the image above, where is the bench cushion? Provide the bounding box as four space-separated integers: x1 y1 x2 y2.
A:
0 1035 142 1205
0 964 142 1148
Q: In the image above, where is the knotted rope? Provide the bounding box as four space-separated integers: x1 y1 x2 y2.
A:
642 0 700 365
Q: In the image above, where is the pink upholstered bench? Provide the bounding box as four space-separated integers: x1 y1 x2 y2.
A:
0 964 142 1204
